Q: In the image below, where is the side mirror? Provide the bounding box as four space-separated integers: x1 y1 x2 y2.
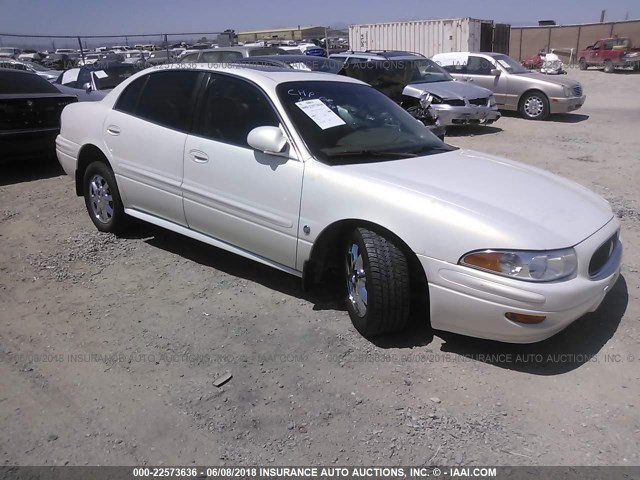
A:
247 126 287 154
490 68 501 76
83 82 93 93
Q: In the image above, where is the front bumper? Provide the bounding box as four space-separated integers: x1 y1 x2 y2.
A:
549 95 586 114
418 218 622 343
431 104 501 126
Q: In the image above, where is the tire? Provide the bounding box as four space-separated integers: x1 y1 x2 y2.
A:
603 60 614 73
344 227 410 337
83 161 128 234
578 58 587 70
519 91 550 120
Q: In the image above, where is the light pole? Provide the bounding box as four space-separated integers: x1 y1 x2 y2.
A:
324 26 330 54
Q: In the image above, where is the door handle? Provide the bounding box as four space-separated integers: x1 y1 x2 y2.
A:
189 150 209 163
106 125 120 135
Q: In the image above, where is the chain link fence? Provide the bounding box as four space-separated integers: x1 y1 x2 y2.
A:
0 31 231 62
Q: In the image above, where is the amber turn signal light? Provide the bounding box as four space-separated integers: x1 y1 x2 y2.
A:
505 312 546 324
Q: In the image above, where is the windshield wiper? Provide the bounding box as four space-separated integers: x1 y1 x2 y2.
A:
409 145 456 155
325 150 417 159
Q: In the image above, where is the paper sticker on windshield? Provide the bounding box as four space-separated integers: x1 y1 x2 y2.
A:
289 62 311 71
295 99 345 130
62 69 79 84
497 59 510 69
93 70 108 79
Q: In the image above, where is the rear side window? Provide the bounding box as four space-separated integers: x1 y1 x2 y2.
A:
114 71 200 131
200 51 242 63
114 75 147 114
179 52 200 63
0 71 60 94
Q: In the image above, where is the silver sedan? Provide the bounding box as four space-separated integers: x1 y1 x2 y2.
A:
432 52 586 120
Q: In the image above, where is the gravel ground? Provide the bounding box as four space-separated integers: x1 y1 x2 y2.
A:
1 69 639 467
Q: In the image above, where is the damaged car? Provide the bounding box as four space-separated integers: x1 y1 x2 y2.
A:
331 50 501 129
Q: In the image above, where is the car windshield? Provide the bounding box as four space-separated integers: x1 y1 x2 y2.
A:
27 62 49 71
0 71 60 94
91 65 137 90
492 54 529 74
406 59 453 83
247 47 288 56
277 81 454 164
287 58 343 73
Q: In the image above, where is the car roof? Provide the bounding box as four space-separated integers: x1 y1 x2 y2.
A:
240 54 335 62
330 50 422 60
148 63 361 86
200 46 286 53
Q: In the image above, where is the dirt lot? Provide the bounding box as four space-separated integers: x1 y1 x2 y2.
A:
1 69 639 467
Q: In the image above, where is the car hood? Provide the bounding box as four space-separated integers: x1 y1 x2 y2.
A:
338 149 613 250
404 80 494 100
511 71 581 88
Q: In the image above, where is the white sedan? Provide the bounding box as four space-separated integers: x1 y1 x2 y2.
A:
55 65 622 343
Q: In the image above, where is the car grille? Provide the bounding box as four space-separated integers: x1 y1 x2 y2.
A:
588 232 617 277
0 97 75 131
573 85 582 96
442 99 465 106
469 97 489 106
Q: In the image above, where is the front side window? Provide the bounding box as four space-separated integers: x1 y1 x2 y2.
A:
179 52 200 63
466 56 494 75
193 73 279 147
116 71 200 131
277 80 453 164
490 54 529 74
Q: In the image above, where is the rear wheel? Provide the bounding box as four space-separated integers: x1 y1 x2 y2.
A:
519 91 550 120
344 227 410 337
83 161 128 234
578 58 587 70
603 60 614 73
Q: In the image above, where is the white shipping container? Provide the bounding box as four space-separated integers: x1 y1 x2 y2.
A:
348 18 488 57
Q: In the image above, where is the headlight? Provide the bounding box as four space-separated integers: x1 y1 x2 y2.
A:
489 95 497 107
460 248 577 282
429 94 443 104
562 86 573 97
420 93 433 108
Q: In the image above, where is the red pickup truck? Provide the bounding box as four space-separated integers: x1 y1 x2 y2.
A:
578 37 640 72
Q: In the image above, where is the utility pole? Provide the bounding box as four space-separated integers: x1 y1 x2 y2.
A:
599 10 606 23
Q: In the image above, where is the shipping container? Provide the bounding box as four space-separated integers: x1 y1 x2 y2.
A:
348 18 509 57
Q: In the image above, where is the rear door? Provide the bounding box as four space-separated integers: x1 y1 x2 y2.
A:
181 73 303 268
103 70 202 226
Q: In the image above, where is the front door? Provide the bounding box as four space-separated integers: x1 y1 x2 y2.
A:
181 73 304 268
462 55 510 107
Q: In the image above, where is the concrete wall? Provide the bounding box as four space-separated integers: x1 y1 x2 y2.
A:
510 19 640 63
238 27 326 43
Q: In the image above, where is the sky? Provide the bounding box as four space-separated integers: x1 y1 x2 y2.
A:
0 0 638 43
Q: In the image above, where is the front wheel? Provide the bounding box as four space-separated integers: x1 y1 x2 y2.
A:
578 58 587 70
603 60 615 73
83 161 128 234
344 228 410 337
519 91 549 120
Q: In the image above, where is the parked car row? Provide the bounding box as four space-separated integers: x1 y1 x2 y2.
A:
0 69 77 162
